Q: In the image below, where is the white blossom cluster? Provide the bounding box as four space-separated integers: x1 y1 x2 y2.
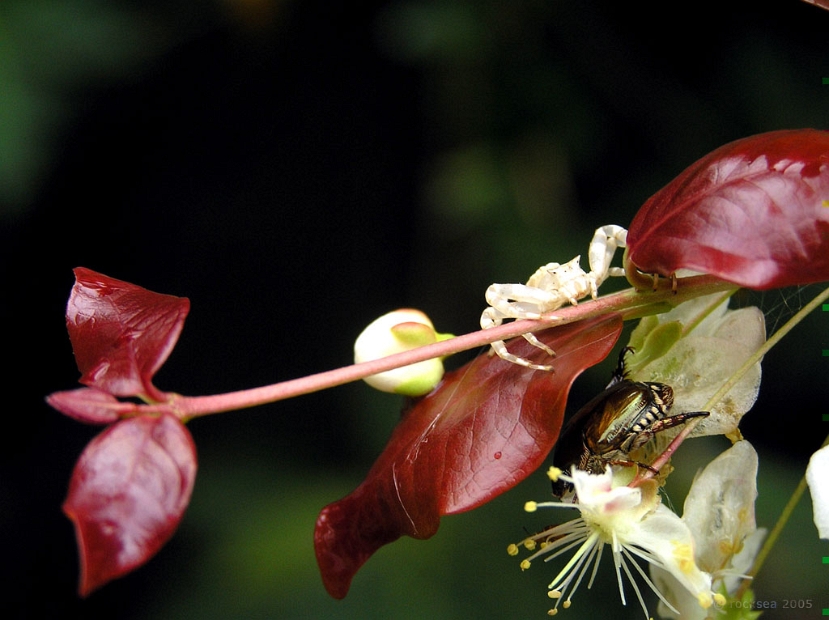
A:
512 294 829 618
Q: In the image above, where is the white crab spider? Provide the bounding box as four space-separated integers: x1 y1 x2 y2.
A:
480 225 628 370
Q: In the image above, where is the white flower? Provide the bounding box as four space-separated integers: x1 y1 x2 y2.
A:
509 466 717 618
651 440 765 619
353 309 452 396
806 444 829 539
626 293 765 439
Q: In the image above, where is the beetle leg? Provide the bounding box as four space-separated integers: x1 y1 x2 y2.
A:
624 410 710 451
598 457 660 477
648 410 709 434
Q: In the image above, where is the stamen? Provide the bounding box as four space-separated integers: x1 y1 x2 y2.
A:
547 466 564 481
520 523 589 563
621 545 679 616
515 465 720 618
585 538 604 589
620 542 664 569
536 528 594 565
697 591 714 609
547 531 600 591
561 535 603 608
611 531 628 607
618 548 648 619
531 500 580 511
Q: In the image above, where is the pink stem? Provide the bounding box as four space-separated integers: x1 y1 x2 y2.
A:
630 419 701 487
140 274 734 420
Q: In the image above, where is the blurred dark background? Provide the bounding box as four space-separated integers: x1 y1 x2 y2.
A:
1 1 827 618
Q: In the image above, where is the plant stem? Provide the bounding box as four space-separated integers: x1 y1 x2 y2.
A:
152 274 734 419
706 284 829 414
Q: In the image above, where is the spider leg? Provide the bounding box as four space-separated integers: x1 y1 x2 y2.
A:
485 283 562 319
480 306 504 330
481 305 554 370
489 339 554 371
587 225 628 290
522 331 556 357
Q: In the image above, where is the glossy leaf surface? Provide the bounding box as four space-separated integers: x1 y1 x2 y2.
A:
46 387 124 424
628 129 829 289
314 314 622 599
63 413 197 596
67 267 190 399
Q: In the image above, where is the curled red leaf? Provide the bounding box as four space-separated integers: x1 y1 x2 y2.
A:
628 129 829 289
46 388 127 425
67 268 190 400
314 314 622 599
63 413 197 596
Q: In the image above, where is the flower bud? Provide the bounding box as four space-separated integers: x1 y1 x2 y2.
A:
354 309 452 396
806 445 829 540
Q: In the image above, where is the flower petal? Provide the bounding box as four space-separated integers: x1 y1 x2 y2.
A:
628 295 765 437
633 504 713 602
806 445 829 539
520 468 713 619
681 440 760 574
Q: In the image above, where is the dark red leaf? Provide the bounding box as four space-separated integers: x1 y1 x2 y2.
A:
628 129 829 289
67 268 190 400
46 388 126 424
63 413 197 596
314 314 622 599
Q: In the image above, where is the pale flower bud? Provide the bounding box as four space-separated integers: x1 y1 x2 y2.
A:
354 309 452 396
806 445 829 539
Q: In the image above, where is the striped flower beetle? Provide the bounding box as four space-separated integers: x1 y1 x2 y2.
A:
551 347 709 498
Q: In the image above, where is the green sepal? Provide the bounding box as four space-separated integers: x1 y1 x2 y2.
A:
714 584 763 620
391 322 438 347
625 317 682 377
